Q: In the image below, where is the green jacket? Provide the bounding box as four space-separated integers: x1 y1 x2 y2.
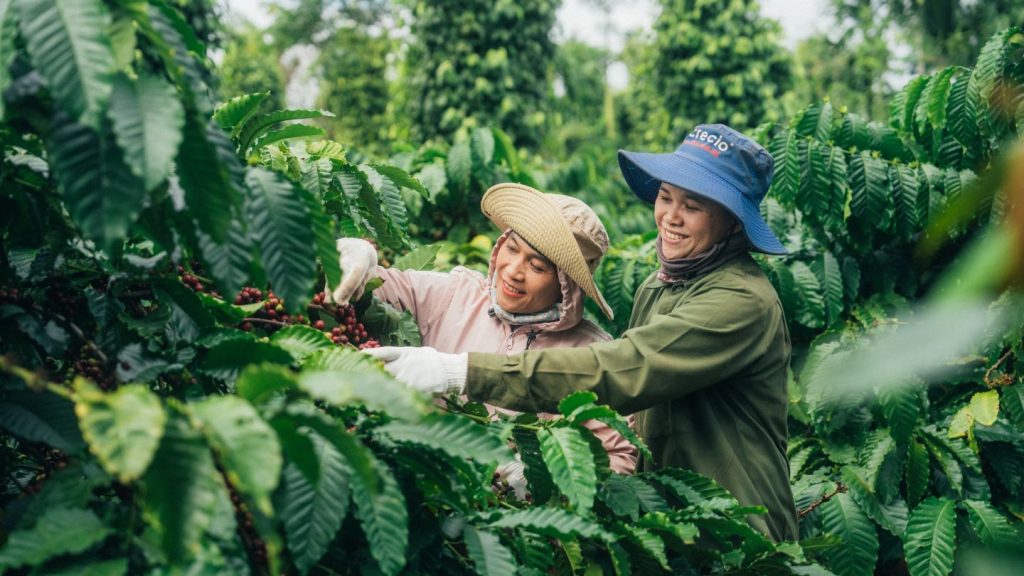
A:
467 253 798 541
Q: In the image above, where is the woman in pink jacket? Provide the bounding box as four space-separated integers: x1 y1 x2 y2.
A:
327 183 637 474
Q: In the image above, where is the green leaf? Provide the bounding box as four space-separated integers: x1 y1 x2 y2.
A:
192 396 281 515
140 406 234 564
511 426 555 504
370 163 430 198
49 115 145 251
791 261 825 328
961 500 1018 548
840 466 902 536
557 391 598 417
488 508 609 541
213 91 270 136
1001 384 1024 431
252 124 326 151
18 0 113 128
380 412 512 465
820 493 878 576
236 364 298 405
811 251 844 326
538 426 597 513
849 151 892 235
796 100 834 142
194 218 252 299
243 167 316 310
108 73 183 191
926 67 959 131
362 164 410 246
270 325 334 362
598 474 642 520
464 525 516 576
0 390 84 453
349 451 408 576
491 127 520 174
298 370 427 421
567 404 652 462
878 386 921 445
391 244 442 271
769 130 800 205
75 381 166 483
946 68 978 147
903 498 956 576
0 0 17 119
299 181 341 294
447 141 472 189
199 337 294 382
619 523 669 571
278 431 350 575
893 75 930 134
905 437 930 508
893 164 924 240
0 508 110 570
970 390 999 426
177 114 245 243
302 346 386 372
238 108 333 155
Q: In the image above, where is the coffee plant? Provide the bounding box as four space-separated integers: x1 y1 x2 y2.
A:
0 0 833 574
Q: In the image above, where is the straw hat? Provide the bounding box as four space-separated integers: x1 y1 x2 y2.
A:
481 183 614 319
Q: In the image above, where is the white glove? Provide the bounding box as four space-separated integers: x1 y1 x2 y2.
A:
324 238 378 305
363 346 468 395
495 455 530 500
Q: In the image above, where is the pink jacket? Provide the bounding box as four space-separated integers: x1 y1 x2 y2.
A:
373 236 637 473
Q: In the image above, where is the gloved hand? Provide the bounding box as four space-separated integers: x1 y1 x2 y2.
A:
363 346 468 395
324 238 378 306
494 455 530 500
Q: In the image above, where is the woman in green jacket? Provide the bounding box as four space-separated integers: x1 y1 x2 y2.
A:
365 123 799 541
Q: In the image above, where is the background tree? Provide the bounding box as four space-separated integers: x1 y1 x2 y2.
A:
218 24 287 111
648 0 794 139
315 26 392 151
402 0 559 148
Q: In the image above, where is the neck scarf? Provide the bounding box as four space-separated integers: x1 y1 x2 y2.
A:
488 277 562 325
656 231 749 283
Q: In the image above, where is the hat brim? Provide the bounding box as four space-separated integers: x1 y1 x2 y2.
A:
482 183 614 319
618 149 788 255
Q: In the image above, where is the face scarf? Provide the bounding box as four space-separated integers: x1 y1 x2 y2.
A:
656 231 750 283
488 276 562 325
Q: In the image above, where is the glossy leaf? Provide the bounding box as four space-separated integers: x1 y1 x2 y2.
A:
380 412 512 465
820 493 878 576
237 108 333 155
464 525 516 576
245 167 317 310
905 437 930 508
199 337 294 381
962 500 1018 548
270 325 334 362
391 243 442 271
141 407 234 564
18 0 113 128
49 115 146 251
349 450 408 576
0 390 84 453
0 508 110 570
75 381 165 483
193 396 281 514
278 432 350 575
177 114 245 243
108 73 183 191
539 426 597 513
488 508 608 541
903 498 956 576
213 91 270 136
298 370 426 421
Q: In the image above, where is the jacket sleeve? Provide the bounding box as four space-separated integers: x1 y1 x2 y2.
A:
466 283 781 415
373 267 458 338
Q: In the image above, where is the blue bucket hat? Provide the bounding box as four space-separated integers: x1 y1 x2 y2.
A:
617 123 787 255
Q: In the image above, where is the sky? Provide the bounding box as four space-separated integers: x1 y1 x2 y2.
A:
221 0 831 101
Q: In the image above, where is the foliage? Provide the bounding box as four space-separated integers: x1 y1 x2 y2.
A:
217 24 286 112
643 0 793 142
315 26 391 151
402 0 558 148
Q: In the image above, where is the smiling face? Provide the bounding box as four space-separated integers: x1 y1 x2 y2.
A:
654 183 737 260
493 232 562 314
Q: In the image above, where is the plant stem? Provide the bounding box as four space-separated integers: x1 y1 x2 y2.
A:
246 317 290 328
798 483 847 518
